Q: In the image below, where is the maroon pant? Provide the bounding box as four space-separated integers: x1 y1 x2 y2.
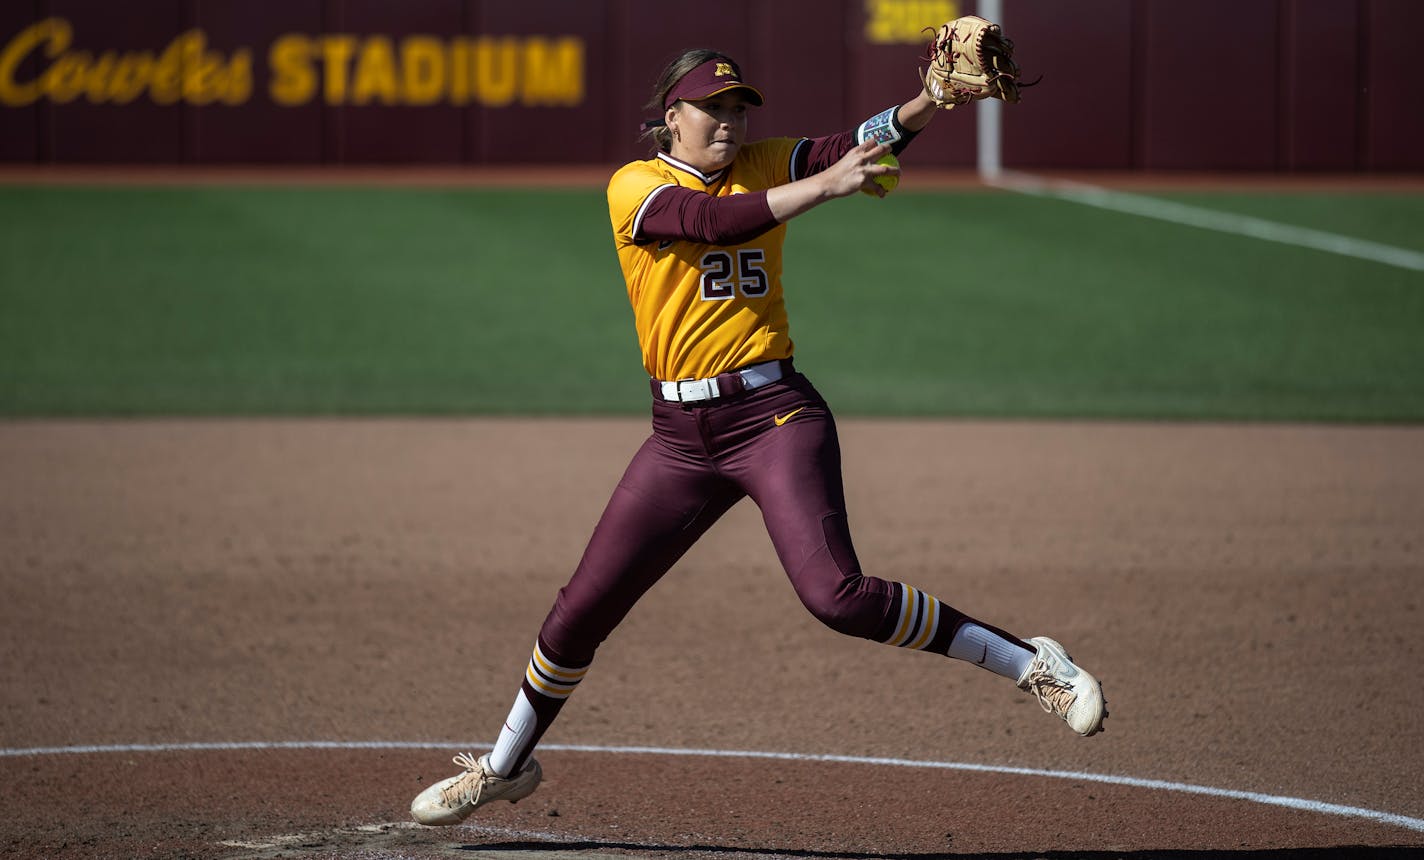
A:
538 371 909 665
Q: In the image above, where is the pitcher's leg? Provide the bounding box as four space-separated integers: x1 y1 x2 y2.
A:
738 402 904 639
541 450 742 664
736 398 1106 736
490 434 742 777
414 433 742 825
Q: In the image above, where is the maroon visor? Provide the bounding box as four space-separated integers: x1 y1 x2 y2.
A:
663 58 765 110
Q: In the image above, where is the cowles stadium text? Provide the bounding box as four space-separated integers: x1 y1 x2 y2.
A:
0 18 584 107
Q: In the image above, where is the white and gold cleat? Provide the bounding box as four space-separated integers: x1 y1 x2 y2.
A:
410 752 542 826
1016 636 1107 737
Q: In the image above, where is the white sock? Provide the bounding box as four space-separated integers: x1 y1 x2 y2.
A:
947 622 1034 681
487 690 537 777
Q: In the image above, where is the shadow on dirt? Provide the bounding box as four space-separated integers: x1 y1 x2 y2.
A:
457 841 1422 859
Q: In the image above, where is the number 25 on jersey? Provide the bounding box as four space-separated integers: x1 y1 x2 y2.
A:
699 249 768 301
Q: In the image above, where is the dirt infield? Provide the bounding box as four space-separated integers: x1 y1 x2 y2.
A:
2 417 1422 859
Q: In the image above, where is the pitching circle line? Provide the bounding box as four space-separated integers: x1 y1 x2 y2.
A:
4 740 1422 834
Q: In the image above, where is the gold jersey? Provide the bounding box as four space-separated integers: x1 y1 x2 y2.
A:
607 138 802 382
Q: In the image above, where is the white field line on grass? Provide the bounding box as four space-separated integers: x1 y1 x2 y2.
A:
4 740 1423 834
992 170 1424 273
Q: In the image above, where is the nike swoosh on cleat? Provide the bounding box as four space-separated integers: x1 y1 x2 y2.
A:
773 408 805 426
975 645 989 665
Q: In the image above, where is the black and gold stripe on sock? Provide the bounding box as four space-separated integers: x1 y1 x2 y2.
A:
524 641 589 700
883 584 941 650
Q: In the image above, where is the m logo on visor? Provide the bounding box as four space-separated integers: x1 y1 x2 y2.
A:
715 62 733 77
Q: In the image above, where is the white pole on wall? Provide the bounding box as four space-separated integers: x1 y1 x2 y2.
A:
976 0 1003 181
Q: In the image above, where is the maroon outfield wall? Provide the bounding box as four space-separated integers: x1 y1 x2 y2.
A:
2 0 1421 171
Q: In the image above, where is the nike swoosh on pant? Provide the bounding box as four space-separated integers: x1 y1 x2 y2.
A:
774 408 805 426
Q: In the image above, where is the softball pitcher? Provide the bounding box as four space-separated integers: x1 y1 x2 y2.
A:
412 40 1105 826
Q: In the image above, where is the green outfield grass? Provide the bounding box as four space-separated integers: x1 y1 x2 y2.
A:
2 183 1421 420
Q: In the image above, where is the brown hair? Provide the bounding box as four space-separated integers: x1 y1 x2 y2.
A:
640 48 740 153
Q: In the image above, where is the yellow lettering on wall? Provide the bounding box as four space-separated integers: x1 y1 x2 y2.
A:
0 18 69 106
402 36 444 105
0 19 588 109
1 18 253 107
521 37 582 106
351 36 396 105
448 39 470 106
221 51 252 105
179 30 251 105
108 56 154 104
472 36 518 107
148 29 185 105
864 0 959 45
80 52 115 102
320 35 357 105
44 51 87 103
269 35 314 106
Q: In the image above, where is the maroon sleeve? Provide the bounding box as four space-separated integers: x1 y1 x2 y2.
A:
634 129 861 246
792 130 857 180
635 186 779 246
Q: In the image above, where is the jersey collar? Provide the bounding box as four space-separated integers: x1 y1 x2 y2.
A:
656 151 726 185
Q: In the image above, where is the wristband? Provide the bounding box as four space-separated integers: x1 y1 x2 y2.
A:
856 105 919 155
856 106 904 146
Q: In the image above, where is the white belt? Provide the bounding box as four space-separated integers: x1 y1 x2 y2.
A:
657 359 788 403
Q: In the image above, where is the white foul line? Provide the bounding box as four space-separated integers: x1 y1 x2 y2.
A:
3 739 1423 834
991 170 1424 273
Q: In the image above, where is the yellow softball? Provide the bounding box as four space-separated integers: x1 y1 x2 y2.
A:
862 152 900 195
